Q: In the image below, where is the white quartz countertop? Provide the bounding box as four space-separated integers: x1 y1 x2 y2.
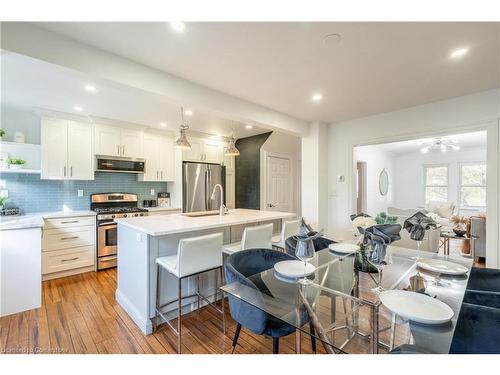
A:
116 208 296 236
0 210 96 231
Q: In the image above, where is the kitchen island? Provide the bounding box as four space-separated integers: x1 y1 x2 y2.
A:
115 209 296 334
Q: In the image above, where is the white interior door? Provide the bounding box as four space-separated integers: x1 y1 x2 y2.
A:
266 156 291 212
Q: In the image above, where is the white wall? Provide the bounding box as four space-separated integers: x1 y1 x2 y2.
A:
260 131 302 215
327 89 500 268
393 146 487 214
302 121 328 230
354 145 395 216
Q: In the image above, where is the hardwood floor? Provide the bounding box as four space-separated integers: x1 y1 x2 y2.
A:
0 269 325 354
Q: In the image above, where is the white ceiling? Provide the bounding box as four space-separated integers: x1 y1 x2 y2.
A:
0 52 269 139
35 22 500 123
362 130 487 155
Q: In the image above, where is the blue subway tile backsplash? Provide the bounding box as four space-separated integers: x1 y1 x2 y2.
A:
1 172 170 213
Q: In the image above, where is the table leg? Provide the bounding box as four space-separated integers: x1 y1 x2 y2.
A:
389 313 396 351
295 329 302 354
371 304 379 354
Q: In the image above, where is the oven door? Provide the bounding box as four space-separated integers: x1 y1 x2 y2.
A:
97 221 117 257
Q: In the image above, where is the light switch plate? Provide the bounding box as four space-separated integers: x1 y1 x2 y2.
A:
77 189 84 197
150 189 155 196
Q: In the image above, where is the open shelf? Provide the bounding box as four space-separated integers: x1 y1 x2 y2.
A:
0 168 41 174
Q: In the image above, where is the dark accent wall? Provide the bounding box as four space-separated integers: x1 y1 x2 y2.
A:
235 132 272 209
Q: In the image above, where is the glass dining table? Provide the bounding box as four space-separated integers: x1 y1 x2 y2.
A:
220 244 473 354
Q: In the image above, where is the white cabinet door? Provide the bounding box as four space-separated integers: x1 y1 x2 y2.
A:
182 138 204 161
121 129 144 158
159 136 175 181
41 118 68 180
67 122 94 180
140 134 160 181
204 140 223 163
94 124 121 157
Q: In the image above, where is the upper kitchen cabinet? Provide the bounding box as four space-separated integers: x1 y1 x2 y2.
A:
182 137 224 164
41 118 94 180
94 124 143 159
138 133 175 182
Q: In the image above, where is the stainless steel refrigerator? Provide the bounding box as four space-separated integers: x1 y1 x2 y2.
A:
182 162 226 213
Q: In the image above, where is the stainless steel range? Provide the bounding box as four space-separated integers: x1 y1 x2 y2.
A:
91 193 149 270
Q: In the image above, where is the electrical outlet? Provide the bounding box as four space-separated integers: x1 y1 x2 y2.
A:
150 189 155 196
0 189 8 198
136 233 142 242
77 189 84 197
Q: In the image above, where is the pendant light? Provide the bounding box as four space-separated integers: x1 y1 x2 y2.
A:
173 107 191 150
225 122 240 156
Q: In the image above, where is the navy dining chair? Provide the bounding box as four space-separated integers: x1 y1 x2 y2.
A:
463 267 500 309
224 248 316 354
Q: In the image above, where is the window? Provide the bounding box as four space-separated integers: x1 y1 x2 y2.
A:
424 165 448 204
460 163 487 208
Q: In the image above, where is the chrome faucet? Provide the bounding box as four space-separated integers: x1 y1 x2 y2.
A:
210 184 228 216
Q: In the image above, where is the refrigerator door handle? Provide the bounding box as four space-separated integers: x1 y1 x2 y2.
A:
204 168 210 211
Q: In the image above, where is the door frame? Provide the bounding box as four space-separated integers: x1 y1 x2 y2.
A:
348 120 499 268
260 151 295 213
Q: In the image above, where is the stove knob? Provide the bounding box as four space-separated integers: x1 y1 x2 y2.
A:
123 214 128 218
111 215 115 219
134 213 138 217
140 213 144 216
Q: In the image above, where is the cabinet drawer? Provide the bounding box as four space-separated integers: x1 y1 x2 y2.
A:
44 216 95 230
42 225 95 252
42 246 94 274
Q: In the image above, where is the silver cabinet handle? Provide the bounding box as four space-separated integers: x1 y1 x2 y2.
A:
61 257 79 262
63 166 66 177
122 145 125 155
60 220 78 224
117 144 120 155
157 171 159 180
60 236 78 240
70 166 73 177
161 171 163 180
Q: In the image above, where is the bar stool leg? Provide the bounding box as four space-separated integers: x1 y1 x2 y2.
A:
177 277 182 354
154 264 160 332
219 266 226 334
197 274 201 312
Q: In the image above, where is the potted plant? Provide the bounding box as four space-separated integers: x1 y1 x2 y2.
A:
0 197 6 209
0 128 5 141
7 158 27 170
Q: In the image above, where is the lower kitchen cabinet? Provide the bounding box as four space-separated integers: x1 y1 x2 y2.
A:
42 215 96 280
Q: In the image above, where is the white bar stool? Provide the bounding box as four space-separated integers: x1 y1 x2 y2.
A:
272 219 300 251
154 232 225 353
223 223 273 255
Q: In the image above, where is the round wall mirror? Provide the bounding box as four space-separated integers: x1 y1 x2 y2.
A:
379 169 389 196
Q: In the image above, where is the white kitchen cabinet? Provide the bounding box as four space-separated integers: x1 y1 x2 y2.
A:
226 171 235 208
138 133 175 182
182 138 204 162
94 124 121 157
94 124 144 158
1 226 42 317
121 128 144 158
41 118 93 180
67 122 94 180
182 137 224 164
41 118 68 179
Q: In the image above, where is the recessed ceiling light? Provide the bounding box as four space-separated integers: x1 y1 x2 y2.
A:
245 125 253 130
84 84 97 92
184 109 193 116
450 48 468 59
73 106 83 112
170 22 186 32
160 122 167 128
311 93 323 102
